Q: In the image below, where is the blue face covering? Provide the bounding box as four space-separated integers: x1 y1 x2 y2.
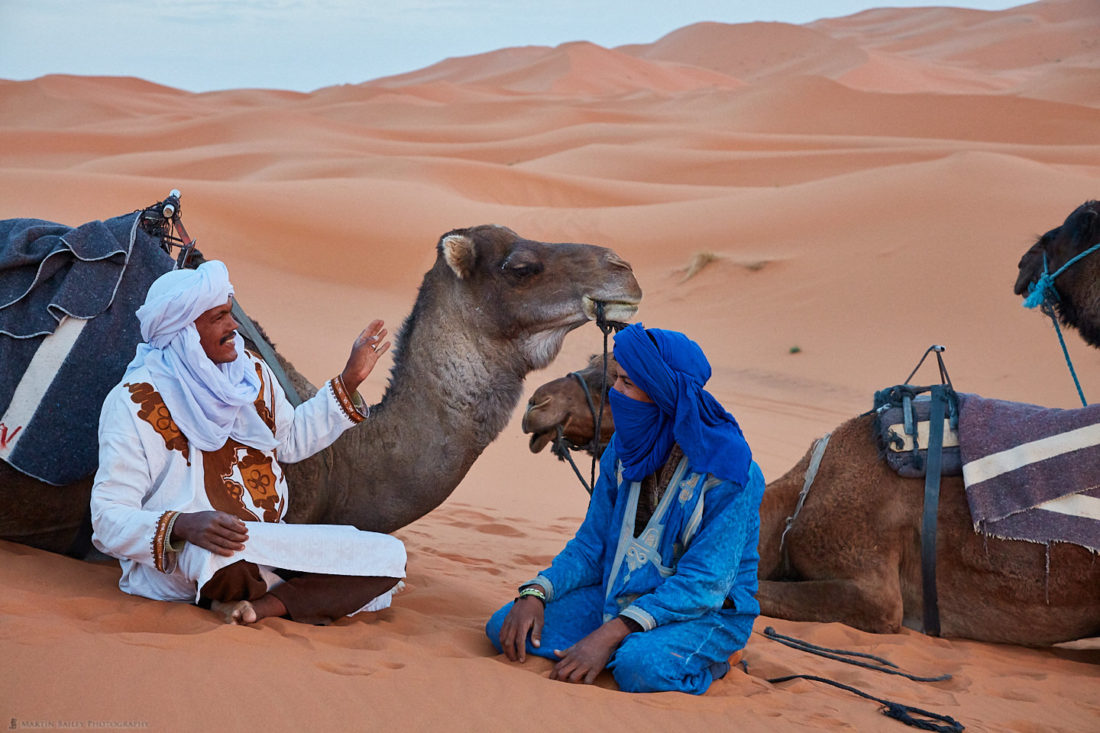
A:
608 387 675 482
609 323 752 485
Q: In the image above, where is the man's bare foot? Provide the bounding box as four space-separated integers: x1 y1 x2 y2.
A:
210 599 258 625
210 594 287 625
211 599 255 624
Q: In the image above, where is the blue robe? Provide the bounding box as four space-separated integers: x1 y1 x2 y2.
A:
487 443 766 694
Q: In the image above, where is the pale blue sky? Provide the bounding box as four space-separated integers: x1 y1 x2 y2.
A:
0 0 1025 92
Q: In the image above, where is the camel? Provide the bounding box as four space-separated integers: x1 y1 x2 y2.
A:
522 352 619 458
521 217 1100 646
1014 200 1100 347
1 224 642 554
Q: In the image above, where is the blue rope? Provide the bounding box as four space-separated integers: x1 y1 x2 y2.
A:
1023 243 1100 309
1022 245 1100 407
1044 303 1088 407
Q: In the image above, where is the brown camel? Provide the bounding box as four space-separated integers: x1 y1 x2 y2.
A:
522 353 619 457
522 266 1100 645
1 224 641 553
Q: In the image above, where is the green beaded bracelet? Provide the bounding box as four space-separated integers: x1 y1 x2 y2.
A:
518 587 546 605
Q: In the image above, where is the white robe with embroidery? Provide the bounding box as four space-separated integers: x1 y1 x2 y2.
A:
90 352 405 607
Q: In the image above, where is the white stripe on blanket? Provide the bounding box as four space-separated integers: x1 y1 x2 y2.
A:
0 315 86 460
962 422 1100 486
1037 492 1100 521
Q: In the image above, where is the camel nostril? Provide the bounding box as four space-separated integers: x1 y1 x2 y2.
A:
606 253 632 271
522 398 551 431
527 397 550 412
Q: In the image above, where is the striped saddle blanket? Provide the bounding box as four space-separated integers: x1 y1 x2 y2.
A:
957 393 1100 552
0 211 173 485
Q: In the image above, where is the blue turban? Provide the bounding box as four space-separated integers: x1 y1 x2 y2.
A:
609 323 752 485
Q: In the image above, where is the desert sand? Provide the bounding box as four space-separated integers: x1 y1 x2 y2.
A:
2 1 1099 730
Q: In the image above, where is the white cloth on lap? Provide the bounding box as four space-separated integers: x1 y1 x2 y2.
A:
181 522 408 604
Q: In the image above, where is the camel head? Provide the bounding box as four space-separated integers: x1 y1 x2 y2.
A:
429 225 642 370
1014 200 1100 348
523 353 618 456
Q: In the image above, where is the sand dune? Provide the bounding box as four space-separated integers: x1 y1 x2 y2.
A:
379 41 744 96
2 0 1098 730
624 20 870 81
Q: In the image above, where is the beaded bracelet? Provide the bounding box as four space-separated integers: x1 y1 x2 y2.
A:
517 586 547 606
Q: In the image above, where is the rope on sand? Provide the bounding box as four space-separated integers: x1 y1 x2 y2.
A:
762 627 963 732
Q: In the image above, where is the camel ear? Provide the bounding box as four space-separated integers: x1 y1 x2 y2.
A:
441 234 476 279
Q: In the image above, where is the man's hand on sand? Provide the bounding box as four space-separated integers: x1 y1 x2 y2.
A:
550 618 631 684
499 595 545 662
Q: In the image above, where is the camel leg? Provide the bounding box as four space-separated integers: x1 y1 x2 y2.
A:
757 574 904 634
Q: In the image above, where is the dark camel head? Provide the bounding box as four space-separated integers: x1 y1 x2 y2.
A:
1014 201 1100 348
418 225 642 371
523 353 618 456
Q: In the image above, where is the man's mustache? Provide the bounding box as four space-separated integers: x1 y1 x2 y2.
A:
220 331 236 345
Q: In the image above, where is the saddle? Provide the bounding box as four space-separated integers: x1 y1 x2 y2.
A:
873 385 961 478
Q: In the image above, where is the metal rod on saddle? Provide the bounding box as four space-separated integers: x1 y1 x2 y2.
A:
140 189 199 270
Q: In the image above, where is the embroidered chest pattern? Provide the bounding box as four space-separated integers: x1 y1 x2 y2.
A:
625 527 663 571
202 441 285 522
126 382 190 464
252 360 276 434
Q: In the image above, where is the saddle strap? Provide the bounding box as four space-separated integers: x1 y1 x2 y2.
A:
231 300 302 407
921 385 947 636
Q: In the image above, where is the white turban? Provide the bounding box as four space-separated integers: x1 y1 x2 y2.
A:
126 260 277 451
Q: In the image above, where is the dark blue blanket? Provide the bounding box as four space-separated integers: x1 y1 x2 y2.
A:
0 212 174 485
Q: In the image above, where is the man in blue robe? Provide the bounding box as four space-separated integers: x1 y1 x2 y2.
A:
486 323 766 694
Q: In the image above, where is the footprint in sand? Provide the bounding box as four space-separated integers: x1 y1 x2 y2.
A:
316 660 405 676
513 554 554 566
446 508 496 522
474 522 525 537
1000 687 1041 702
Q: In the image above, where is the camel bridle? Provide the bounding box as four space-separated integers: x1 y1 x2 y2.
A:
547 370 602 493
549 302 625 495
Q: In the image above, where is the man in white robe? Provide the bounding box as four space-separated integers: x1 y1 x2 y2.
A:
91 260 406 625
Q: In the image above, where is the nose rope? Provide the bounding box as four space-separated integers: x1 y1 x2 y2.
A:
1022 244 1100 407
591 302 627 490
548 302 628 496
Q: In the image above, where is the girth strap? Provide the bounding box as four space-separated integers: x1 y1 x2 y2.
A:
779 432 831 579
920 385 947 636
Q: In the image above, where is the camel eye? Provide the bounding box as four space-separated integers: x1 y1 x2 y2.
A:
502 258 543 281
